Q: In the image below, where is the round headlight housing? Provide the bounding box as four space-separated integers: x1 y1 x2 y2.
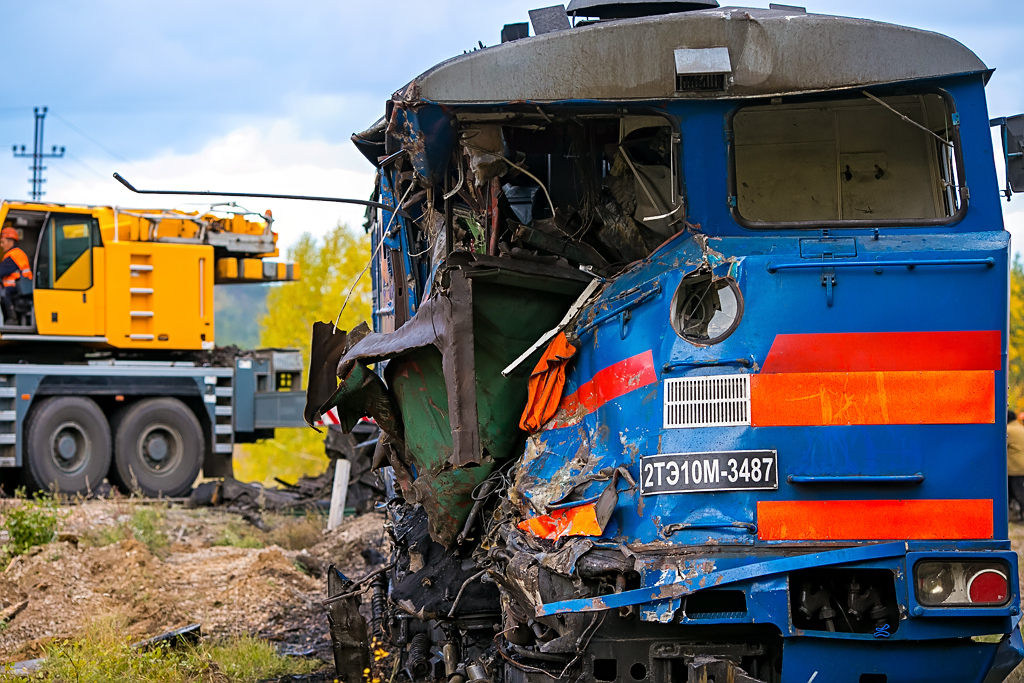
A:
915 561 954 606
670 270 744 345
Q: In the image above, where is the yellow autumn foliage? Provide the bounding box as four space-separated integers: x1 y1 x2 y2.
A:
1010 256 1024 412
233 224 372 486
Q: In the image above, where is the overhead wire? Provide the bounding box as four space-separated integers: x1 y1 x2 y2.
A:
65 152 108 180
50 112 135 165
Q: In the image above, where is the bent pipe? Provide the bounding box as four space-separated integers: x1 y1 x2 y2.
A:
535 541 907 616
113 173 413 218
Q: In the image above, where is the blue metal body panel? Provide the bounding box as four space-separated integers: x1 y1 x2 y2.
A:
780 635 1010 683
514 74 1017 677
522 229 1010 542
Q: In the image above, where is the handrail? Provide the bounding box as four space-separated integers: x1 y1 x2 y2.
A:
663 521 757 535
766 257 994 274
788 473 924 484
577 281 661 335
663 356 755 373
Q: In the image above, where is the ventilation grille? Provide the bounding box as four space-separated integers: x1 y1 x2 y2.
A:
664 374 751 428
676 73 726 92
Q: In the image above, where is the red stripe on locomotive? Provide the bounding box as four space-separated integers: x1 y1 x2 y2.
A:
760 331 1001 374
757 499 994 540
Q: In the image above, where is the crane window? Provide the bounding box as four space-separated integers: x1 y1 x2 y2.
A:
733 93 963 225
36 214 98 290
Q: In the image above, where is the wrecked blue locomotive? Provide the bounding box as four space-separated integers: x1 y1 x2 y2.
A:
309 2 1024 681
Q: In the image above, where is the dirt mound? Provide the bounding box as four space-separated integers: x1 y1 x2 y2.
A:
0 577 26 609
307 511 388 578
0 539 324 661
0 502 391 664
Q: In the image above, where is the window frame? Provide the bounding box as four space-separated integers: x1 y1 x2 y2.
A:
450 103 688 228
34 212 99 291
726 87 968 230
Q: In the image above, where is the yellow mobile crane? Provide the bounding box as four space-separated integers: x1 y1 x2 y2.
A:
0 200 304 497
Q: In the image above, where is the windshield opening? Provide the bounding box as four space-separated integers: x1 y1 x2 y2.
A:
450 111 684 273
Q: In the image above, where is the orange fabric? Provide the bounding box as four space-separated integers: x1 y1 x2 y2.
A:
519 332 577 432
1 247 32 288
749 370 994 427
757 499 993 541
518 503 603 541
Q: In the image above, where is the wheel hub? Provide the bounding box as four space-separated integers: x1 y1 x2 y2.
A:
137 424 182 473
57 435 77 460
144 434 169 462
50 422 89 473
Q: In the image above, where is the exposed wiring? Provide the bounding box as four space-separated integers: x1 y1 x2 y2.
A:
447 570 488 618
443 155 465 200
461 142 557 218
332 181 414 333
861 91 952 148
494 611 605 680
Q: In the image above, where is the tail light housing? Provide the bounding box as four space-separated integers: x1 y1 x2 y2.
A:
914 560 1011 607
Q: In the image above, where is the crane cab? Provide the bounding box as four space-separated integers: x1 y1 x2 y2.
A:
0 205 102 335
0 201 299 351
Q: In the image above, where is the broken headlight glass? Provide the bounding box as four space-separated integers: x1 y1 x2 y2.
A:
670 270 743 345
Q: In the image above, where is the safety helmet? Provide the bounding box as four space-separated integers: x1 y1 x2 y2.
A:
0 227 18 241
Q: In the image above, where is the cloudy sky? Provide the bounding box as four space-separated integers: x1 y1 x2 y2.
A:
0 0 1021 252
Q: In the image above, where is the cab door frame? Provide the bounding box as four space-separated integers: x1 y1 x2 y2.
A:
32 211 103 337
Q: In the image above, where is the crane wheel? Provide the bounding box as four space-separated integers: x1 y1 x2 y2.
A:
112 398 204 498
23 396 112 495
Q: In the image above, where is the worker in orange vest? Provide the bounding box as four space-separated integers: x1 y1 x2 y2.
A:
0 226 32 324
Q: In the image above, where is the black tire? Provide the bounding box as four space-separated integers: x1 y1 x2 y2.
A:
112 398 204 497
23 396 112 495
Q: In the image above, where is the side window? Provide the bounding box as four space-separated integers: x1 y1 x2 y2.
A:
36 214 99 290
732 92 963 226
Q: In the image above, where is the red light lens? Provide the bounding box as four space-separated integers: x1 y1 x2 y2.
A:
967 569 1009 605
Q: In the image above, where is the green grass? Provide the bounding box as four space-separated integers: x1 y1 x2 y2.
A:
0 489 64 567
212 512 325 551
128 508 169 554
81 507 170 557
212 522 265 549
36 617 321 682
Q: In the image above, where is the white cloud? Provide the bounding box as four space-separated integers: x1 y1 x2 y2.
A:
14 121 378 255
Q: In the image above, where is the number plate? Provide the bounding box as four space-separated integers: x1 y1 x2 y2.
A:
640 450 778 494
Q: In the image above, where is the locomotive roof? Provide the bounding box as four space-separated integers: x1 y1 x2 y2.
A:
400 7 987 104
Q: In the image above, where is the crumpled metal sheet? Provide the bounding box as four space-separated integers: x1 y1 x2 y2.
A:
313 257 591 547
304 320 358 429
535 538 594 576
326 566 372 682
332 269 481 469
498 549 591 654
